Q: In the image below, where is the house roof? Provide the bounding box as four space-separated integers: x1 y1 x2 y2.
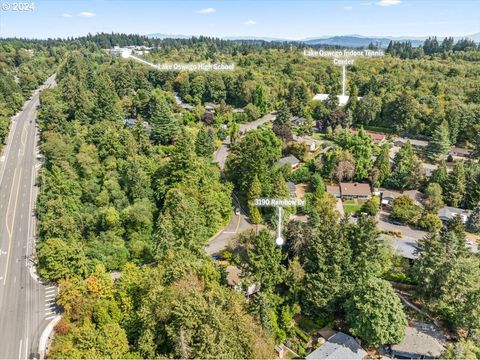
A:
391 324 445 358
306 332 367 360
326 185 341 195
225 265 241 286
287 182 296 193
394 137 428 147
349 128 386 142
340 182 371 197
277 155 300 167
403 190 423 206
450 147 472 155
291 116 307 125
438 207 471 221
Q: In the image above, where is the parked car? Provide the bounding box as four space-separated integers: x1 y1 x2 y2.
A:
234 207 241 215
390 218 403 226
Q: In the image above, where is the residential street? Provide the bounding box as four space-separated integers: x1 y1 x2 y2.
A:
213 112 276 169
0 75 58 359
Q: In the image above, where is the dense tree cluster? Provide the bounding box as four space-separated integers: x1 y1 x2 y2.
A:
49 258 274 358
36 52 231 280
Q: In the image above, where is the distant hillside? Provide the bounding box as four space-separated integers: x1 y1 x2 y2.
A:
148 33 191 40
147 33 479 48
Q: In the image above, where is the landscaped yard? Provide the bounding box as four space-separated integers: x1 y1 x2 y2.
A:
343 198 366 215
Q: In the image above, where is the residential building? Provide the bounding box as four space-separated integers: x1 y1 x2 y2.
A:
449 147 472 158
287 182 297 198
225 265 241 290
394 137 428 148
389 322 445 359
305 332 367 360
438 206 472 223
276 155 301 169
291 116 308 126
379 188 422 207
349 128 386 144
293 135 317 152
340 182 371 199
326 185 341 198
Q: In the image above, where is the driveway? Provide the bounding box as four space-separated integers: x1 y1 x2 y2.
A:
213 112 276 170
377 211 428 240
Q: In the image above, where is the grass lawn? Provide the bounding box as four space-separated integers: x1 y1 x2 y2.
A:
343 198 365 215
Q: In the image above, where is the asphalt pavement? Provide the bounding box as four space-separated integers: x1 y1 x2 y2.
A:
213 112 276 170
0 75 58 359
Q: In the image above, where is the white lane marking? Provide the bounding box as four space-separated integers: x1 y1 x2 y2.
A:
45 289 56 294
24 337 28 360
45 315 56 320
13 276 16 284
18 339 22 359
45 286 56 290
3 168 22 285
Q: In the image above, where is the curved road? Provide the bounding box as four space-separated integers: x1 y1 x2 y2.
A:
0 75 58 359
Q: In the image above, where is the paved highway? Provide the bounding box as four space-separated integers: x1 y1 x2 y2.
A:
0 75 58 359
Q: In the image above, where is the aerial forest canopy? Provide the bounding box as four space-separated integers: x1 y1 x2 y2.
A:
1 33 480 358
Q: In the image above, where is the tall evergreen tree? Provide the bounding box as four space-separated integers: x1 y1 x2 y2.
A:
374 143 391 186
252 84 269 116
148 91 179 145
195 126 215 159
388 142 424 190
466 203 480 233
445 161 466 207
426 121 450 160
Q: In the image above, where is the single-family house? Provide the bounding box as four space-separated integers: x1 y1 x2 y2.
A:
340 182 371 199
380 189 422 207
327 185 341 198
349 128 386 144
438 206 472 223
225 265 242 290
204 102 218 113
305 332 367 360
287 182 297 198
225 265 260 296
389 322 445 359
276 155 301 169
394 137 428 148
291 116 308 126
449 147 472 158
181 103 195 111
293 135 317 152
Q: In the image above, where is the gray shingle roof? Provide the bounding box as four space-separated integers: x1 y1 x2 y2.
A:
277 155 300 167
306 332 366 360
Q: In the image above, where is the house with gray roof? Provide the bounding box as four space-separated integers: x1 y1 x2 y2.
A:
287 182 297 198
305 332 366 360
276 155 300 169
438 206 472 224
390 322 445 359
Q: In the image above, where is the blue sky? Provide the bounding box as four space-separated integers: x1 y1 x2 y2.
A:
0 0 479 39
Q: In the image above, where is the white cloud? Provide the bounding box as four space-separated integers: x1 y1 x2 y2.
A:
78 12 96 17
376 0 401 6
243 19 257 26
196 7 216 14
343 6 353 10
62 13 73 18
